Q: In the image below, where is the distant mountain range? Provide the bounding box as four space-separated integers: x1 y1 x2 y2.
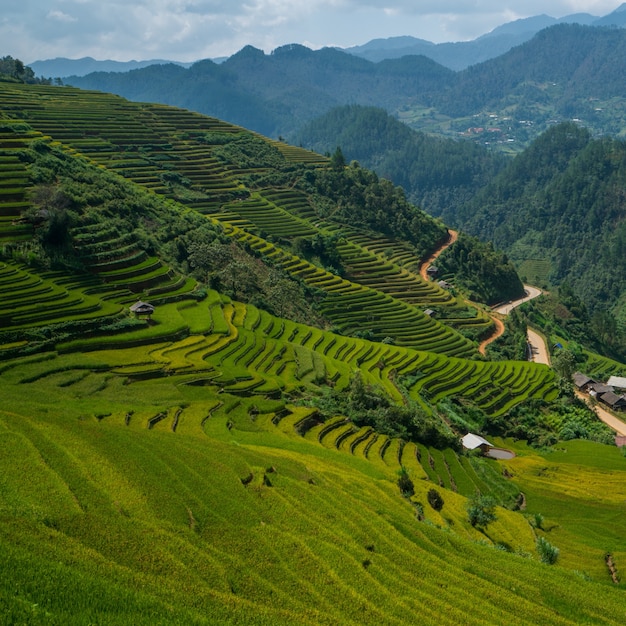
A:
30 57 194 78
344 6 626 69
64 23 626 145
31 2 626 78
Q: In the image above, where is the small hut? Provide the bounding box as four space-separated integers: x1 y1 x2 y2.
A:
130 301 155 319
461 433 493 455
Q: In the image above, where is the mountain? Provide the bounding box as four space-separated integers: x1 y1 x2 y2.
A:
594 1 626 26
435 122 626 326
344 10 613 70
30 56 193 78
30 3 626 81
64 23 626 148
1 78 625 626
430 24 626 118
67 46 454 137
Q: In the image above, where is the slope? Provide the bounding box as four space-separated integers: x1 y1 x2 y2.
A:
2 81 624 624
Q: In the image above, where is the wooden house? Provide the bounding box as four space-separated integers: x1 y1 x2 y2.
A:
130 301 155 318
572 372 595 392
598 391 626 411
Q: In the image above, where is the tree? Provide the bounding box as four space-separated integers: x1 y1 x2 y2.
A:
536 537 559 564
330 146 346 170
466 493 497 529
553 348 576 381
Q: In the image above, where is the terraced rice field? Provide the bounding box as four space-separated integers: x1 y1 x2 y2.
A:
0 83 485 357
1 82 625 625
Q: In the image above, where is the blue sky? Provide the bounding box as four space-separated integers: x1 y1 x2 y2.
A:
2 1 623 63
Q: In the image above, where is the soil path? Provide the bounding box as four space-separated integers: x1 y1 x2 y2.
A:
574 390 626 436
478 316 504 356
527 327 551 366
479 285 544 355
419 229 458 281
419 234 544 357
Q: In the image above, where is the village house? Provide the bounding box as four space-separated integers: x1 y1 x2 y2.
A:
607 376 626 391
573 372 596 392
461 433 493 455
598 391 626 411
130 301 155 318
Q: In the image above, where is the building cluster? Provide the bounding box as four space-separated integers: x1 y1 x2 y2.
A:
573 373 626 411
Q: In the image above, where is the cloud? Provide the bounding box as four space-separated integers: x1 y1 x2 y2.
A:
2 0 624 63
47 10 78 23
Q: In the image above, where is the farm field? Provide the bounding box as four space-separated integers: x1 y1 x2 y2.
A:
0 82 625 624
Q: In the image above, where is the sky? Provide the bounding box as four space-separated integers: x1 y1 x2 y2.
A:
2 1 624 63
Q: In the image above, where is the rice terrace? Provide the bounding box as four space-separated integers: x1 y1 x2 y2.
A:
1 81 626 625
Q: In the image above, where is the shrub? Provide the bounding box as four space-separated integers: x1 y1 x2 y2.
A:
397 467 415 498
529 513 544 530
536 537 559 564
466 493 497 529
427 488 444 511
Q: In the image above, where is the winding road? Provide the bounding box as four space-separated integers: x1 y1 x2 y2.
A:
420 234 626 436
419 229 458 281
419 233 543 356
479 285 545 355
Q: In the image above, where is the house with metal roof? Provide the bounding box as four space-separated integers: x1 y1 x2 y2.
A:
607 375 626 390
461 433 493 454
129 301 155 317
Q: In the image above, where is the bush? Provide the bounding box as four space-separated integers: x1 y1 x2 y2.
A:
536 537 559 564
529 513 544 530
397 467 415 498
427 488 444 511
466 493 497 529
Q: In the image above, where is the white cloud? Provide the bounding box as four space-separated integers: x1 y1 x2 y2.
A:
2 0 624 63
46 10 77 23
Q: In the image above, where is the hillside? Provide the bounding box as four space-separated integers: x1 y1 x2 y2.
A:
67 47 453 138
1 83 625 623
293 105 506 218
294 104 626 359
436 123 626 317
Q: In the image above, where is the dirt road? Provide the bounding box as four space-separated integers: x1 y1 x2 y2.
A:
479 286 543 354
575 391 626 436
527 327 551 366
419 230 458 281
478 316 504 356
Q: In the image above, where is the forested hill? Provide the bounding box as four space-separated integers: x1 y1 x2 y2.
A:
67 47 453 138
67 24 626 146
437 123 626 319
431 23 626 118
293 105 506 217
